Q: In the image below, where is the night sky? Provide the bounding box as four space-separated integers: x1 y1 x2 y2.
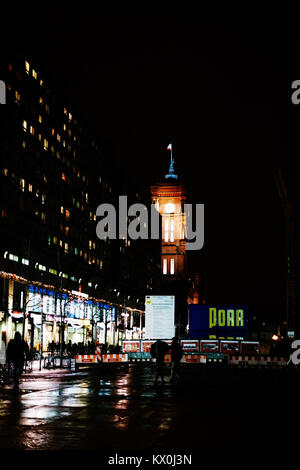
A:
4 7 300 326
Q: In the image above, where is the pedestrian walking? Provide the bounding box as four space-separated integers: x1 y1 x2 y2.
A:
6 332 29 389
170 337 183 384
150 339 169 384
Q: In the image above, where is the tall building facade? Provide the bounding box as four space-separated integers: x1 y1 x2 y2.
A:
0 56 159 350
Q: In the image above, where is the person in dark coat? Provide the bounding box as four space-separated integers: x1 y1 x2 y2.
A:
6 332 29 388
150 339 169 384
170 337 183 383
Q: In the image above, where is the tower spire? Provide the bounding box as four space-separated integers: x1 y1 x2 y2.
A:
165 143 178 180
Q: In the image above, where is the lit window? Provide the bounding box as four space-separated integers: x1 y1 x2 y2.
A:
25 61 30 74
63 124 67 131
1 209 7 218
20 178 25 191
163 258 167 275
56 151 60 159
68 113 72 122
53 236 58 245
29 125 35 135
3 168 8 176
59 240 63 247
60 206 64 214
48 236 51 246
39 97 43 105
64 242 68 253
40 79 43 86
89 240 92 249
28 184 33 192
32 69 37 79
15 91 20 102
65 226 69 236
170 258 175 275
65 209 70 220
61 172 66 181
43 139 48 151
38 264 46 271
100 260 103 270
22 258 29 266
45 104 49 113
164 219 169 242
38 134 42 142
22 141 26 149
38 115 42 123
170 219 174 242
41 212 46 223
74 247 78 255
9 253 19 262
49 268 58 275
57 133 61 142
22 120 27 131
64 108 68 115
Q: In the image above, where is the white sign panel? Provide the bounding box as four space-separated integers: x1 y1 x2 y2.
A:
145 295 175 339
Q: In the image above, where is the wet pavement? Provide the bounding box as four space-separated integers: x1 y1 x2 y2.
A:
1 363 300 452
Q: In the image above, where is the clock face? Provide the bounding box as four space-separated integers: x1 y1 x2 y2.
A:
165 203 175 213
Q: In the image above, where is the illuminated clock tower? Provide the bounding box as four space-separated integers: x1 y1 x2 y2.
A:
151 151 187 280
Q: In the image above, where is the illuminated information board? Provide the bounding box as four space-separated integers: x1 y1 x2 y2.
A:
145 295 175 339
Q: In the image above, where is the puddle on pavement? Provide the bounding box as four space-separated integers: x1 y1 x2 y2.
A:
20 406 72 420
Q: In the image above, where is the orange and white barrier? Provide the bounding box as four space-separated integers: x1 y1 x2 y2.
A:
229 355 287 367
97 346 102 363
257 356 286 367
102 354 128 363
182 354 207 364
75 355 97 363
229 355 257 366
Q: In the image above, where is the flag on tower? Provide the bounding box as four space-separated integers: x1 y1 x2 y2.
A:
167 143 172 151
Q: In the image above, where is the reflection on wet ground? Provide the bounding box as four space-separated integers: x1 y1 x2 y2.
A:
0 365 180 450
1 365 300 450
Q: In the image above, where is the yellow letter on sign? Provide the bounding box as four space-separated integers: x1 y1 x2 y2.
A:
227 309 235 327
218 310 226 326
209 308 217 328
236 310 244 327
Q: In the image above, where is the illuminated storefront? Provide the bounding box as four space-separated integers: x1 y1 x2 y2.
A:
0 274 145 351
